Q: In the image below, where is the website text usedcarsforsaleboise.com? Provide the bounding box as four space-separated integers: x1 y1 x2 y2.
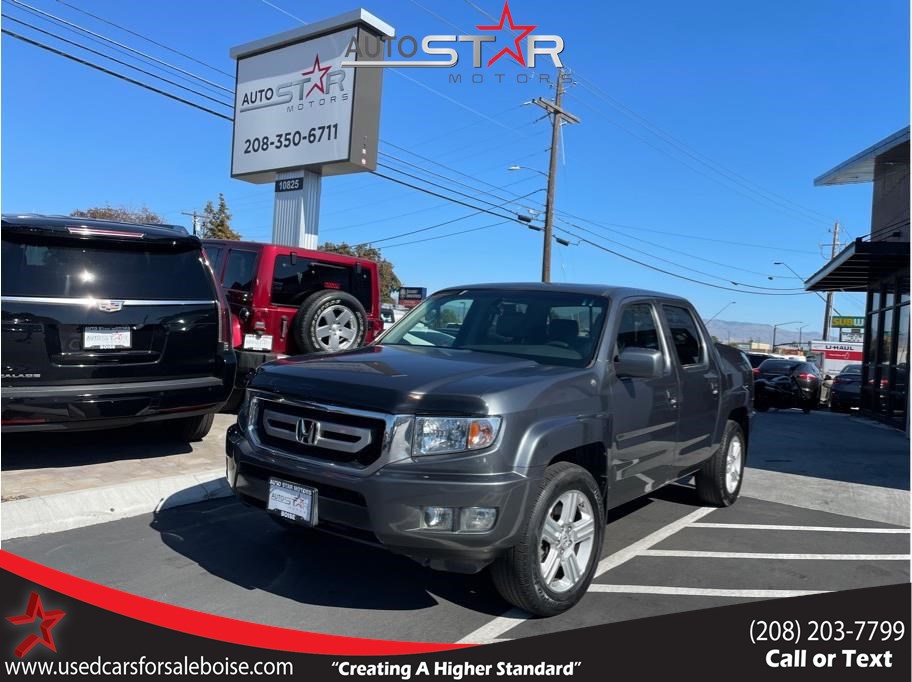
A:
4 656 293 677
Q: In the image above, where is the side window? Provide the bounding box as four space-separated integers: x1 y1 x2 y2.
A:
615 303 662 357
203 245 224 276
223 250 257 292
663 305 705 366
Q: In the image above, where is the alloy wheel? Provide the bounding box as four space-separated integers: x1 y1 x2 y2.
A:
539 490 596 593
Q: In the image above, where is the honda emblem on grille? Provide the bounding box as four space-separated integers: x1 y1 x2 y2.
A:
295 418 318 445
97 300 124 313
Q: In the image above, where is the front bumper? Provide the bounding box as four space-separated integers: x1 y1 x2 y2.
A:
226 424 536 573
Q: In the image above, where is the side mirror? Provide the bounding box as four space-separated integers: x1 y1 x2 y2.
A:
615 348 664 379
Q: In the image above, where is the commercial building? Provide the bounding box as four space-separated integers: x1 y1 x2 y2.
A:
806 127 910 429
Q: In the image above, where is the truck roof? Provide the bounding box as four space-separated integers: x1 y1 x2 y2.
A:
437 282 690 302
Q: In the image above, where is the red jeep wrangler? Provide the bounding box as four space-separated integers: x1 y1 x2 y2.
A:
202 240 382 391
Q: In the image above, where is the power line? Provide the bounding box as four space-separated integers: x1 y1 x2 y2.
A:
551 215 792 280
376 162 542 214
54 0 235 78
379 151 544 211
379 220 515 249
258 0 308 25
564 91 828 231
1 28 233 121
573 76 837 226
6 0 233 94
380 140 816 270
2 14 233 109
555 225 809 296
557 220 806 291
370 170 524 224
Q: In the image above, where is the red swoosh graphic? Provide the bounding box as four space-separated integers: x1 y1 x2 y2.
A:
0 551 471 655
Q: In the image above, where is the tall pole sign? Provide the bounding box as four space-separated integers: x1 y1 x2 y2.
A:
229 9 393 248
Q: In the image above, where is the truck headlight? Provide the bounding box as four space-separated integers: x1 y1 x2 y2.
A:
413 416 502 456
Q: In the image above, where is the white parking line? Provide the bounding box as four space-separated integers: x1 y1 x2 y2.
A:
588 584 828 598
689 523 910 533
640 550 912 560
456 507 714 644
595 507 716 577
456 609 528 645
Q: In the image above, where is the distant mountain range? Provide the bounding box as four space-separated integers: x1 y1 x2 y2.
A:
703 319 822 346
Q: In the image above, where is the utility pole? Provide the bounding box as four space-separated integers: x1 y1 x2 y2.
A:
181 210 201 237
532 68 580 283
821 220 840 341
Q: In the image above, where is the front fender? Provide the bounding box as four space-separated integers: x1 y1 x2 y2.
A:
514 413 608 471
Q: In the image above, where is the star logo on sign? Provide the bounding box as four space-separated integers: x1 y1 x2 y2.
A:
476 0 537 68
302 54 331 97
7 591 66 658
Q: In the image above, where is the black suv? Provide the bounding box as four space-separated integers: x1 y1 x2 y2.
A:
1 214 236 440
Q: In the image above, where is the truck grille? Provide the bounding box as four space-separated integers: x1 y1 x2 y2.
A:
254 399 386 467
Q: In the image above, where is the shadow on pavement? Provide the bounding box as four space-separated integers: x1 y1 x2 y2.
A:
1 425 193 471
149 483 700 616
149 496 506 615
748 410 910 490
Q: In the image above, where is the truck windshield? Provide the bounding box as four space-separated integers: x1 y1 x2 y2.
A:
381 289 609 368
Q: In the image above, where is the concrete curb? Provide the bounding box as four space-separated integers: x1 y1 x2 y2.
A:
1 469 231 541
743 467 910 527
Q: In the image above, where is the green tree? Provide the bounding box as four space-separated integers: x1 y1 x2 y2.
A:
71 204 163 224
200 193 241 240
319 241 401 303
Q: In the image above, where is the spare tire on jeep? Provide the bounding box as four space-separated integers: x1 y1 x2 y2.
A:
292 290 367 353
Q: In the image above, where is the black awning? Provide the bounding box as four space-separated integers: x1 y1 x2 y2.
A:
804 238 909 292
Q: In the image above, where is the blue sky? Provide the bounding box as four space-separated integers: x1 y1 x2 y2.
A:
2 0 908 331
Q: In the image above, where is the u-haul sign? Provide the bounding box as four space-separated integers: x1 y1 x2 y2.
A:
811 340 863 375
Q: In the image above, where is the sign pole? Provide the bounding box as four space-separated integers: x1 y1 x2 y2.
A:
273 170 321 249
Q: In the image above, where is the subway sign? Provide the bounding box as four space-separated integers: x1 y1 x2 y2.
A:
831 316 865 328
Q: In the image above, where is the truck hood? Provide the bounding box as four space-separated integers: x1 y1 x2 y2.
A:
249 344 586 414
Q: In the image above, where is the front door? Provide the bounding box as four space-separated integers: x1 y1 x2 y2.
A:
608 301 680 503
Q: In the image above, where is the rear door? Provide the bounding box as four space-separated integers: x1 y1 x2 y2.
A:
660 303 721 471
2 230 221 386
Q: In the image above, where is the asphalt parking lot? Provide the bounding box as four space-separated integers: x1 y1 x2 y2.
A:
2 409 909 643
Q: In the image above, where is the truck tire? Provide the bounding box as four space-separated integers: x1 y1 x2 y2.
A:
292 290 366 354
166 413 214 442
491 462 604 617
695 420 745 507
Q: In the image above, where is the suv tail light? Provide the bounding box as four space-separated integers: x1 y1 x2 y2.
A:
217 293 231 350
797 372 817 381
752 367 760 376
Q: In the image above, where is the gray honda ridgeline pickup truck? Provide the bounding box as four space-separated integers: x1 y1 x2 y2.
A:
226 284 753 616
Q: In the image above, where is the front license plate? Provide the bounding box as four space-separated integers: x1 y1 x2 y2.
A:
83 326 132 349
267 478 318 526
243 333 273 351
